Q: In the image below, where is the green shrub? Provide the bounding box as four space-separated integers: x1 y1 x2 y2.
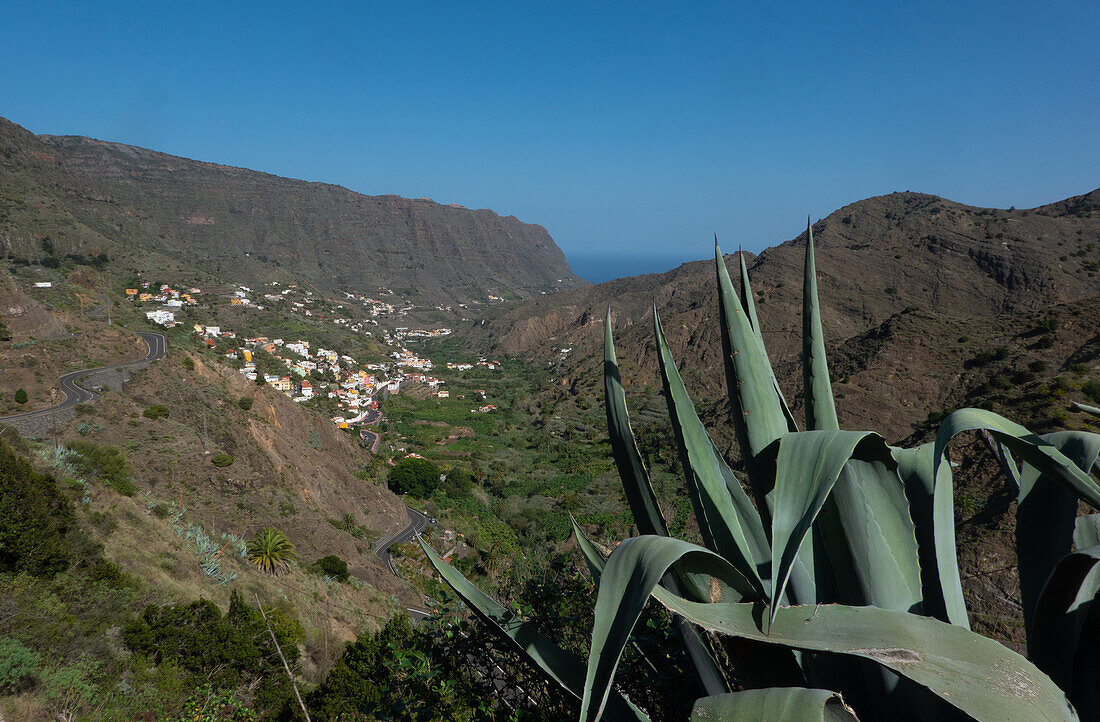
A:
308 555 349 582
124 591 301 711
388 457 442 497
0 440 78 576
66 440 135 496
210 453 234 467
14 388 27 404
143 404 170 419
237 397 253 411
1028 360 1049 373
1083 380 1100 403
0 636 41 692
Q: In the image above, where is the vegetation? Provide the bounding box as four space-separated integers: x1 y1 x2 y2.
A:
123 591 302 713
420 227 1100 720
0 439 81 577
142 404 171 419
65 440 136 496
388 456 442 497
307 554 349 582
211 452 235 467
14 388 27 404
246 527 297 576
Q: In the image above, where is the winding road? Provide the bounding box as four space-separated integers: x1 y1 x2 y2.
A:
0 331 167 424
359 407 382 452
374 506 436 576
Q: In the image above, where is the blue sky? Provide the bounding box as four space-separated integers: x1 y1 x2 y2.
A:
2 1 1097 281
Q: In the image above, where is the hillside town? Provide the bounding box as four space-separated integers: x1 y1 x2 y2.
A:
122 279 496 432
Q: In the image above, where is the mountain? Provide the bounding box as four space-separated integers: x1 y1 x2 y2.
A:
0 116 585 303
482 190 1100 442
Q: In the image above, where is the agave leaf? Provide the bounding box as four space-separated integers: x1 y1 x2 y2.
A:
801 220 839 431
570 516 730 696
605 310 668 537
1074 514 1100 550
655 309 769 597
580 536 758 722
1029 543 1100 719
769 430 915 627
690 688 859 721
738 248 799 433
417 539 649 721
1075 402 1100 419
1017 431 1100 637
650 591 1079 722
892 442 969 628
933 409 1100 509
715 242 790 507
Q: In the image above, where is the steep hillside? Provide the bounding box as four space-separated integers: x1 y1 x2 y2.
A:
484 190 1100 442
0 116 585 303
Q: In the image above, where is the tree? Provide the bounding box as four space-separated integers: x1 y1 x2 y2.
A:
387 457 442 497
14 388 27 404
246 528 297 576
0 439 77 576
308 555 349 582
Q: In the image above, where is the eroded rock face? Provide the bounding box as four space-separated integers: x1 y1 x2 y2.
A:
0 115 586 304
0 271 66 340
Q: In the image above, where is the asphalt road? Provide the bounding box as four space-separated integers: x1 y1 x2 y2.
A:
0 331 167 423
359 407 382 452
374 506 436 576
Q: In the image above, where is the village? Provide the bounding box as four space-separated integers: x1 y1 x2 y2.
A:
125 279 501 433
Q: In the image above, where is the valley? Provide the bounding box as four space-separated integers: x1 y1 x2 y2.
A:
1 115 1098 720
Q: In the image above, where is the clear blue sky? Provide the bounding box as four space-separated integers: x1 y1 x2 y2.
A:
2 1 1097 281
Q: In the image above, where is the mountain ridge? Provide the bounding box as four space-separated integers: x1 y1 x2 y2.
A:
0 115 585 303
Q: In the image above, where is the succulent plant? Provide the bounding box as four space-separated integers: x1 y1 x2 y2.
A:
422 223 1100 721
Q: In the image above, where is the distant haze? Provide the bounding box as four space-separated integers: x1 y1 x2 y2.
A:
567 252 696 284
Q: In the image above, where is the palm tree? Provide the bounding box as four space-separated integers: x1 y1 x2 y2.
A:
246 527 297 576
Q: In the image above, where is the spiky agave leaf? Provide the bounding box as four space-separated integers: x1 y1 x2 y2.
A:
650 590 1078 722
892 442 969 628
604 308 668 537
1029 543 1100 719
801 220 839 431
767 430 913 628
580 536 759 722
715 242 790 507
1015 431 1100 637
569 516 729 695
246 527 297 576
603 321 732 695
583 534 1076 721
417 538 650 721
737 248 798 433
690 688 858 722
932 409 1100 508
654 309 769 598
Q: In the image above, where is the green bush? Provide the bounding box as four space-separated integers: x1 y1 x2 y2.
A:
143 404 170 419
14 388 27 404
1083 380 1100 403
0 439 78 576
388 457 442 497
237 397 253 411
210 453 234 468
0 636 41 692
66 440 135 496
124 591 301 712
309 554 349 582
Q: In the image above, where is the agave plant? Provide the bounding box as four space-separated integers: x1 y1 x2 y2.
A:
421 223 1100 721
247 527 298 576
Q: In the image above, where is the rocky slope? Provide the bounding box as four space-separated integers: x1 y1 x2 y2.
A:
483 190 1100 442
0 116 585 303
